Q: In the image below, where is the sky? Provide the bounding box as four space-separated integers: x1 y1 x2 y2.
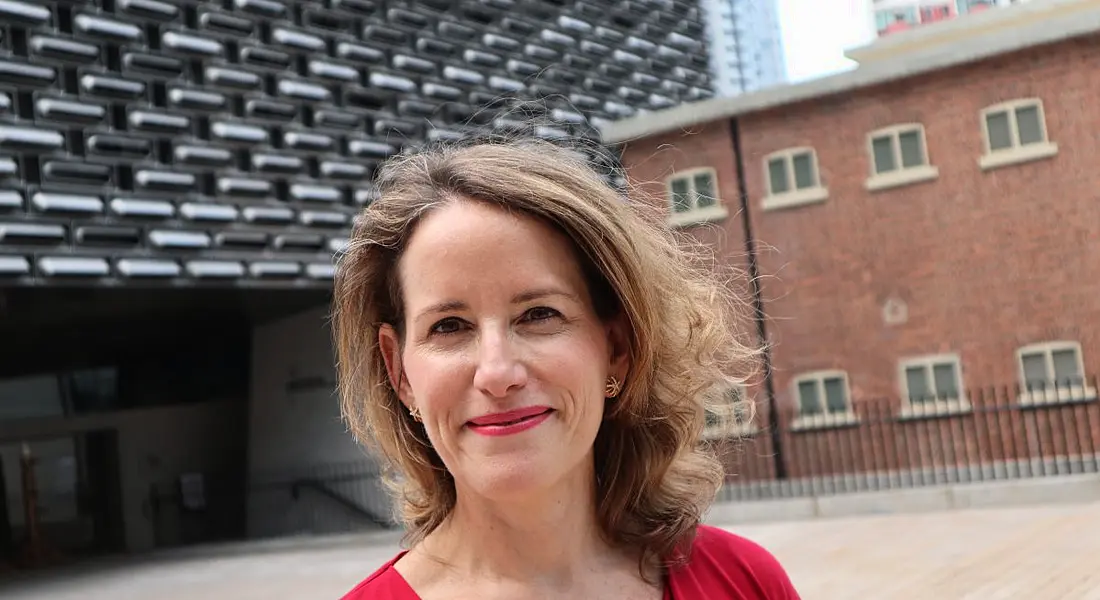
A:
776 0 877 82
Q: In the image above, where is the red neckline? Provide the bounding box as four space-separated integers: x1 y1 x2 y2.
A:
382 550 673 599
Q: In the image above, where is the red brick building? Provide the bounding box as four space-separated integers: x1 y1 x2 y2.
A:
605 1 1100 482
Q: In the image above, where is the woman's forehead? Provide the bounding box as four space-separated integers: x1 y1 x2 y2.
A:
397 202 591 307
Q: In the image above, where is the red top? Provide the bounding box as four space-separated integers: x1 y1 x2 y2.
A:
340 525 800 599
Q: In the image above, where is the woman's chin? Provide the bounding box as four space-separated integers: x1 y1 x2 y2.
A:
462 457 563 499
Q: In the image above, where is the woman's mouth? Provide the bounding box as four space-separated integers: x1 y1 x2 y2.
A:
467 407 554 437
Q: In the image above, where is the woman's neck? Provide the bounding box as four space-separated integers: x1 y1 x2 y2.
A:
415 465 625 589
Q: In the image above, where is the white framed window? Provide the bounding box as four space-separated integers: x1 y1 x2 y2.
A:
875 7 917 35
791 370 857 430
664 167 728 227
865 124 939 191
979 98 1058 170
898 354 970 418
918 4 953 24
958 0 997 14
702 384 756 440
761 147 828 212
1016 341 1096 406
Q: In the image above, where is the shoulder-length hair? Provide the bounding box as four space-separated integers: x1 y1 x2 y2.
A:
332 134 757 574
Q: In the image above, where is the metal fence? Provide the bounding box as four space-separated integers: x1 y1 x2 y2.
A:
150 379 1099 547
144 461 395 549
717 376 1100 503
243 460 396 541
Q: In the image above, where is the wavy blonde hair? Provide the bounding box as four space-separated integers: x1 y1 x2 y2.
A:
332 134 757 574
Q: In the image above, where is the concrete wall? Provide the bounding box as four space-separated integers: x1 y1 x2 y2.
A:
246 304 390 537
705 473 1100 526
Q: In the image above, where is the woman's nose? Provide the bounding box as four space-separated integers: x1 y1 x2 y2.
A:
472 327 528 398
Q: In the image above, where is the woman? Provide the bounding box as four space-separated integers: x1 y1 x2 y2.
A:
333 135 800 599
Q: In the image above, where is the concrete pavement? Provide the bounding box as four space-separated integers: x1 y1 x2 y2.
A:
1 500 1098 599
758 501 1100 599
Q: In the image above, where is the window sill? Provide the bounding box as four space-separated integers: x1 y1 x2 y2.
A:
865 165 940 192
761 186 828 212
668 205 729 228
979 141 1058 171
897 398 972 421
790 412 859 432
1017 386 1097 408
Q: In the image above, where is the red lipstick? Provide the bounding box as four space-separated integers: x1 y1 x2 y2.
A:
467 406 553 437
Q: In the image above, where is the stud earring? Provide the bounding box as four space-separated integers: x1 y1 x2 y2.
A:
409 405 422 422
605 376 623 398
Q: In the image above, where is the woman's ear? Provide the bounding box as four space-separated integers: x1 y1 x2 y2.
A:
379 324 413 407
605 312 632 384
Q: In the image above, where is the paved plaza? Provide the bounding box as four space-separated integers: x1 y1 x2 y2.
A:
1 500 1098 599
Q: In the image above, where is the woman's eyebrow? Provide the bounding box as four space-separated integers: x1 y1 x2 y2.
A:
413 288 579 321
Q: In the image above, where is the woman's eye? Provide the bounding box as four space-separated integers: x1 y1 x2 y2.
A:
524 306 560 322
429 317 464 335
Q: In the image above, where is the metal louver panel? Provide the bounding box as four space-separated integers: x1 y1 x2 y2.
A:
0 0 711 288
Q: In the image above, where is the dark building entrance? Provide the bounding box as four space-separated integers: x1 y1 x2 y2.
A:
0 286 325 572
0 429 124 564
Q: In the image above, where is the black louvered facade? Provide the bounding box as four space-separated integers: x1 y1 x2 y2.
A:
0 0 712 289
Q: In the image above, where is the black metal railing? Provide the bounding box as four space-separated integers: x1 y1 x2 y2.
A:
142 377 1100 548
289 477 395 530
716 376 1100 503
244 460 396 541
142 461 395 549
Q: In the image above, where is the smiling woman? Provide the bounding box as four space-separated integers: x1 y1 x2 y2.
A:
332 134 800 599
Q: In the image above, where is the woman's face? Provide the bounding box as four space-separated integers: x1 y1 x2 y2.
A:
380 199 629 502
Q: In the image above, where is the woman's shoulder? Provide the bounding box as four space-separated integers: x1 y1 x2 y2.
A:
339 551 419 600
669 525 801 599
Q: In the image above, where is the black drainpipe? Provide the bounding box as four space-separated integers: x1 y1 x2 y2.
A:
729 117 786 480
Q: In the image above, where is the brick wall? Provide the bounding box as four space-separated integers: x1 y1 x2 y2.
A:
742 38 1100 408
618 36 1100 481
618 119 769 390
